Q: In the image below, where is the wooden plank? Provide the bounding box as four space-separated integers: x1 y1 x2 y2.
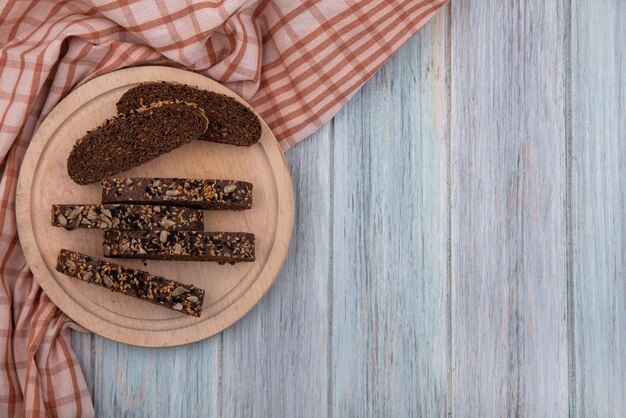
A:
449 1 569 415
570 2 626 416
220 125 332 417
70 331 94 396
90 335 220 417
330 12 449 417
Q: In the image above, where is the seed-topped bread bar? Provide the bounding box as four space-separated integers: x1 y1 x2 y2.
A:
104 230 256 264
67 100 208 185
56 249 205 317
102 178 252 210
116 81 261 146
51 204 203 230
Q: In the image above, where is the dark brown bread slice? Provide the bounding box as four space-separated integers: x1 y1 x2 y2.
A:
102 178 252 210
67 100 208 185
56 249 205 316
104 230 255 264
51 204 203 230
116 82 261 146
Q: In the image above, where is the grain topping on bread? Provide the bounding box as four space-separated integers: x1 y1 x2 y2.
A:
56 249 205 316
51 204 203 230
104 230 256 264
102 177 252 210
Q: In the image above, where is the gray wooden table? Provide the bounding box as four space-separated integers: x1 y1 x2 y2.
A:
72 2 625 416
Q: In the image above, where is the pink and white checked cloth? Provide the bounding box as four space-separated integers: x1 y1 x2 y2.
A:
0 0 448 416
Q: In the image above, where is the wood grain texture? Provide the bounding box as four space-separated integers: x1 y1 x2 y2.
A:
220 125 331 417
330 13 449 417
450 1 569 416
91 335 220 417
71 331 94 396
570 1 626 416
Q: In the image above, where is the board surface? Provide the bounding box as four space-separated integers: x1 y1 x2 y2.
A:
16 66 294 347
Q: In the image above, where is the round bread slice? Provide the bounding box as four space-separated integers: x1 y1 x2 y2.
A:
67 100 208 185
116 82 261 146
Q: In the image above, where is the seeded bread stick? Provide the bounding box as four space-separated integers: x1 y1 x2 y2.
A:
104 230 255 264
56 249 205 317
51 204 203 230
102 178 252 210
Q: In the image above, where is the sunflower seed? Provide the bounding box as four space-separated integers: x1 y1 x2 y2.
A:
87 209 97 220
68 206 84 219
173 243 182 255
101 208 112 218
186 296 199 303
172 286 188 296
172 303 183 311
152 179 161 187
153 206 161 213
119 242 130 252
159 230 169 243
103 244 111 257
138 246 147 255
82 271 93 281
125 179 134 186
65 259 76 269
165 190 181 197
161 219 175 228
57 214 68 226
81 217 91 224
223 184 237 194
102 275 114 288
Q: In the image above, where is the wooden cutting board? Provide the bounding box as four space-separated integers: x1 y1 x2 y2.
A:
16 66 294 347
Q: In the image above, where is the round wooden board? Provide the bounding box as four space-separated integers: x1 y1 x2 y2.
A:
16 66 294 347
